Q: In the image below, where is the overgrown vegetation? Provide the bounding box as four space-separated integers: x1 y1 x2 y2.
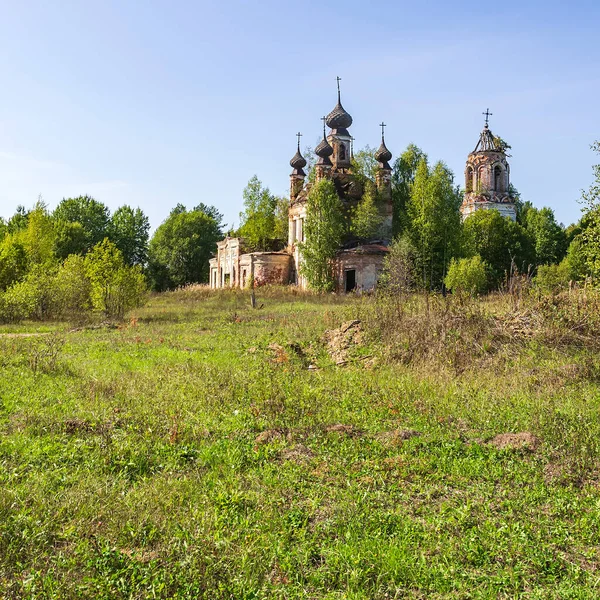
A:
3 286 600 597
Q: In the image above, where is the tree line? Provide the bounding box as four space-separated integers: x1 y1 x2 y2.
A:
300 142 600 294
1 140 598 318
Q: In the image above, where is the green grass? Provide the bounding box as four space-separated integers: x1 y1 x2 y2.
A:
2 287 600 598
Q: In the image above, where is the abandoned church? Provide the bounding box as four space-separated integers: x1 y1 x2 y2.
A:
209 89 515 292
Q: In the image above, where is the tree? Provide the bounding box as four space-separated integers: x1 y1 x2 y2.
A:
53 221 87 260
391 144 428 236
580 142 600 282
6 205 29 233
109 205 150 266
462 209 534 286
351 180 383 240
85 239 146 318
380 235 418 293
300 179 345 292
352 145 378 182
523 206 567 266
405 159 462 290
193 203 224 228
53 196 110 253
273 196 289 246
445 255 489 296
238 176 277 251
22 201 55 266
148 206 223 290
0 235 28 291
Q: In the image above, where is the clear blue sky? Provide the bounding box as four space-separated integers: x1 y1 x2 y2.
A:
1 0 599 230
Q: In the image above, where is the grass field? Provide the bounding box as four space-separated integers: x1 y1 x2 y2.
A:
2 286 600 599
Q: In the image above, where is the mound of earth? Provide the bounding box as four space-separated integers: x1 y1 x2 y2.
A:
324 320 362 365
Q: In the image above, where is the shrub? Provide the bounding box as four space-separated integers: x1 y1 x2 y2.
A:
380 235 418 293
52 254 92 319
0 279 40 322
534 260 571 293
445 255 489 296
85 239 147 319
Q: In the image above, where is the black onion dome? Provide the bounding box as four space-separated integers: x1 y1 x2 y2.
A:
315 136 333 158
375 138 392 165
326 99 353 130
290 148 307 171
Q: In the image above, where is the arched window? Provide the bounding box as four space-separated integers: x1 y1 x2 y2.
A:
466 166 474 193
494 165 504 192
339 143 346 161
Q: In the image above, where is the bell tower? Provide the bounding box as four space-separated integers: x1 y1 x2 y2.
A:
325 77 353 171
461 110 515 221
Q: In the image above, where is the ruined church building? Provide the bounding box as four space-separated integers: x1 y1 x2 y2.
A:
209 84 515 292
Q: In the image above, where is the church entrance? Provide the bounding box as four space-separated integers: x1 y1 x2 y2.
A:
345 269 356 292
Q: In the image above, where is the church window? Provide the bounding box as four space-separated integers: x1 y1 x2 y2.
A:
339 143 347 161
466 167 474 193
494 165 504 192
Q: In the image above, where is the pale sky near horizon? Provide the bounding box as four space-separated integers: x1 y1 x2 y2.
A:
1 0 599 230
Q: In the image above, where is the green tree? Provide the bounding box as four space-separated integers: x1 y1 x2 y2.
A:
273 196 289 246
352 146 378 182
351 181 383 240
6 205 29 233
53 221 87 260
238 176 277 251
22 201 55 266
193 203 224 228
405 159 462 290
300 179 345 292
148 206 222 290
0 234 28 291
445 255 489 296
462 209 534 286
524 206 567 266
53 195 110 253
85 239 146 318
380 235 418 293
580 142 600 282
52 254 92 319
109 205 150 266
391 144 428 236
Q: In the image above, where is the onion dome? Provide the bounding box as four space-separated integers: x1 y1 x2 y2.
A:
315 122 333 165
290 136 307 175
375 124 392 169
326 79 353 132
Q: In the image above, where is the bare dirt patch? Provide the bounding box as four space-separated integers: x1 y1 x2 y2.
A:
254 429 287 446
376 429 422 446
489 432 539 452
280 444 315 464
325 423 362 437
324 320 362 365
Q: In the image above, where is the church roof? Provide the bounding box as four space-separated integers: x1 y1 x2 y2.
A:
375 135 392 169
315 123 334 164
473 124 500 152
289 139 307 175
326 80 353 130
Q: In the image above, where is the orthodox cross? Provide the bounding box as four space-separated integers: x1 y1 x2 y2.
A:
296 131 302 149
321 116 327 135
380 122 387 139
482 108 493 125
336 76 342 93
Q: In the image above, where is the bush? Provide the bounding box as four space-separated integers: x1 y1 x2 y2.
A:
0 278 41 322
85 239 147 319
445 255 489 296
534 260 571 293
380 235 418 293
52 254 92 319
